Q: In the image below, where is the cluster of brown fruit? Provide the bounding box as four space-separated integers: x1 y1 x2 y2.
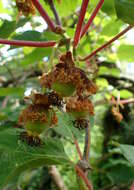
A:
18 51 97 145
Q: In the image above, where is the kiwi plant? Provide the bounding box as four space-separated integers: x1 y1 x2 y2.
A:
0 0 133 189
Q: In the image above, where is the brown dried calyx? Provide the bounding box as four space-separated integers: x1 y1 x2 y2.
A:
19 104 48 124
16 0 35 16
24 91 63 109
40 51 98 97
111 106 123 123
66 97 94 117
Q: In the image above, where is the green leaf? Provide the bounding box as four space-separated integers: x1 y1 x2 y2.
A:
0 20 16 39
120 144 134 166
100 20 123 37
0 127 70 188
102 0 116 16
119 89 133 99
20 47 52 65
0 87 25 97
108 163 134 184
54 112 80 139
13 31 42 42
98 66 120 77
115 0 134 24
117 44 134 62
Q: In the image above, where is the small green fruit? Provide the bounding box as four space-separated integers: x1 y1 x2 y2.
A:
69 110 90 120
51 82 75 97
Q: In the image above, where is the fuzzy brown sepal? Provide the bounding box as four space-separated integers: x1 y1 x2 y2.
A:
40 51 98 97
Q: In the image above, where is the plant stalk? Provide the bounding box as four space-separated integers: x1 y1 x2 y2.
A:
83 125 90 161
79 25 133 61
31 0 56 32
0 39 56 47
73 0 89 48
47 0 62 26
80 0 104 39
75 165 93 190
73 135 83 160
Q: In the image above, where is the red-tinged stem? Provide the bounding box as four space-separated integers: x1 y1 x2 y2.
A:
48 0 61 26
73 135 83 160
0 39 56 47
80 25 133 61
75 165 93 190
73 0 89 48
111 98 134 105
31 0 56 32
81 0 104 39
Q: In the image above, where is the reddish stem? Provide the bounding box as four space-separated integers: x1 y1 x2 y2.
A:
79 25 133 61
75 165 93 190
73 135 83 160
111 98 134 105
0 38 56 47
73 0 89 48
31 0 56 32
81 0 104 39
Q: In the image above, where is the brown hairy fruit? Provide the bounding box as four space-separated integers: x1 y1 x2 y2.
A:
16 0 35 16
66 97 94 119
40 51 98 97
19 104 57 136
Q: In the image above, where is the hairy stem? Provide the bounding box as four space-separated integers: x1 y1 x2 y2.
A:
73 0 89 48
83 125 90 161
81 0 104 39
31 0 56 32
75 165 93 190
79 25 133 61
47 0 62 26
0 39 56 47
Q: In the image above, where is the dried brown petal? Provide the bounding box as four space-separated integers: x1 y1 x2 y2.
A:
111 106 123 123
66 97 94 116
40 51 98 97
19 104 48 124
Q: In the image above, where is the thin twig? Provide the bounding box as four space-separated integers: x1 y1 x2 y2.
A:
80 0 104 39
79 25 133 61
0 39 56 47
73 0 89 48
47 0 61 26
83 125 90 161
111 98 134 105
31 0 56 32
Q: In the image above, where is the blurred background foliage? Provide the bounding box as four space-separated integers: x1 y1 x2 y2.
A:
0 0 134 189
